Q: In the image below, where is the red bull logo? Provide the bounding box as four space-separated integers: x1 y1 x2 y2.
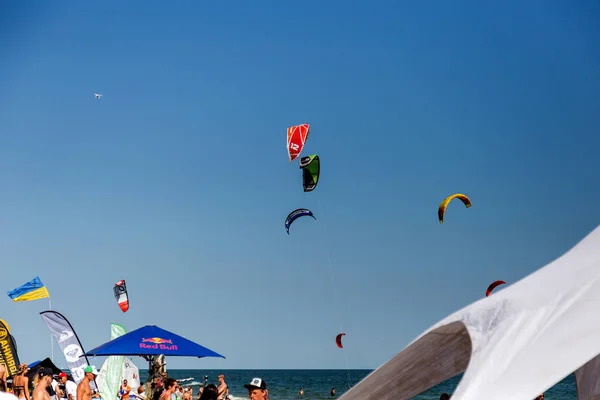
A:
142 337 173 344
140 337 178 351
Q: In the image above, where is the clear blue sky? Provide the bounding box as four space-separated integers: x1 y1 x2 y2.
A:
1 0 599 371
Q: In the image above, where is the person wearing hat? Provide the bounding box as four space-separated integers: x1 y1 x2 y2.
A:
243 378 268 400
76 366 98 400
58 373 76 400
33 369 54 400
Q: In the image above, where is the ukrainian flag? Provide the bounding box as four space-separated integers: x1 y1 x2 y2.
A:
7 276 50 302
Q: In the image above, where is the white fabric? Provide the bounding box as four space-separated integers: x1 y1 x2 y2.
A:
97 323 127 400
51 379 60 400
340 224 600 400
122 358 140 391
66 380 78 400
0 392 18 400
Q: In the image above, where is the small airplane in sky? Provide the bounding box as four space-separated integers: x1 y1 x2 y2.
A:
94 93 102 99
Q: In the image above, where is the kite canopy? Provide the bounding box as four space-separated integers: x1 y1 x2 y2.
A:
336 333 345 349
114 280 129 313
485 280 506 297
438 193 471 223
338 223 600 400
299 155 320 192
285 208 315 234
83 325 225 359
287 124 310 162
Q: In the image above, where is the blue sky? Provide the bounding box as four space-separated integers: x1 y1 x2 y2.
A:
1 0 599 370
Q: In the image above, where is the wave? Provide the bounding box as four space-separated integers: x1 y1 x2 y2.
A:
177 381 203 387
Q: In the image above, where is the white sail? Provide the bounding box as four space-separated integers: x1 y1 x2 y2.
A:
122 357 140 391
98 324 127 400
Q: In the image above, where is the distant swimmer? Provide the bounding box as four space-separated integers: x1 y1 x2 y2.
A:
94 94 102 99
298 388 304 396
330 388 335 397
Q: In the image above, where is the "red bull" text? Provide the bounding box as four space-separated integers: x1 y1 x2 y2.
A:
140 337 178 351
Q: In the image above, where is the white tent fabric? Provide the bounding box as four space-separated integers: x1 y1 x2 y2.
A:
340 224 600 400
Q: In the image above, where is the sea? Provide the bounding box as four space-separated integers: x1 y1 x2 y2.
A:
140 369 578 399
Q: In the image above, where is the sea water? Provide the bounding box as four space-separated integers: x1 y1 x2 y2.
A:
140 369 577 399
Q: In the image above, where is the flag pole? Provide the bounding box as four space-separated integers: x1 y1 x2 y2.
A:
49 297 54 362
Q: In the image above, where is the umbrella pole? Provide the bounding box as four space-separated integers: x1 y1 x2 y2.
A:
143 355 155 399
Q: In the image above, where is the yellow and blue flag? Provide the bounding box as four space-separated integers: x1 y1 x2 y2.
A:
7 276 50 302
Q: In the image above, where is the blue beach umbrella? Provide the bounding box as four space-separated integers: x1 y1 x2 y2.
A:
82 325 225 359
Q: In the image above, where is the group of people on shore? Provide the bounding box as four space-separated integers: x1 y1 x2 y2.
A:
0 364 103 400
153 375 266 400
0 363 548 400
152 374 229 400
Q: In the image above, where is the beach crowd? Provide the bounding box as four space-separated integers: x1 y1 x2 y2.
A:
0 363 546 400
0 364 266 400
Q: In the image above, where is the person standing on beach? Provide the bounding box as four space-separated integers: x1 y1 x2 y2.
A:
76 366 99 400
13 364 30 400
58 373 77 400
33 369 54 400
0 364 6 388
120 380 131 400
159 379 176 400
216 375 227 400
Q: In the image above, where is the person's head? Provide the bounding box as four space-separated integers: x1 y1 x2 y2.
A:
123 379 128 386
38 368 53 386
534 395 544 400
164 378 177 392
439 394 450 400
199 384 218 400
217 375 224 383
244 378 267 400
18 364 29 376
83 365 100 380
58 372 67 384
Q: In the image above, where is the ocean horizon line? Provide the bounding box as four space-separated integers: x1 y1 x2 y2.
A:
118 368 375 371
